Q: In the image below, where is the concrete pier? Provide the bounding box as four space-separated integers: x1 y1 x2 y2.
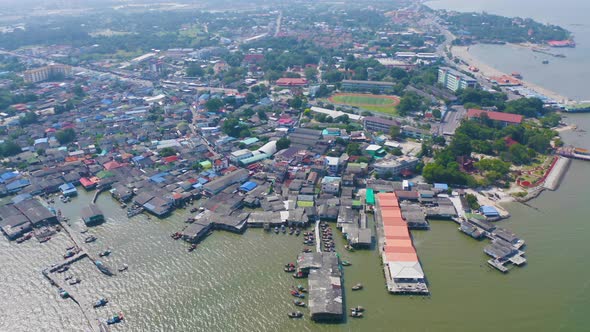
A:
543 156 571 190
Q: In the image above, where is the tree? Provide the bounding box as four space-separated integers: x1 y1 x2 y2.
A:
73 85 85 98
506 143 531 165
159 147 177 157
397 91 424 116
257 110 268 121
346 142 362 156
449 133 472 156
55 128 76 145
0 140 21 157
432 109 442 119
186 64 205 77
276 137 291 150
288 96 304 109
389 125 401 139
19 111 38 125
205 98 224 112
465 193 480 210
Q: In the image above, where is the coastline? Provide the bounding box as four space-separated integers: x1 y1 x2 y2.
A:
450 44 573 104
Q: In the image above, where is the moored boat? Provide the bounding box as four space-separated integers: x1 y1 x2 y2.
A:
293 300 306 307
93 298 109 308
296 285 307 293
288 311 303 318
39 236 51 243
58 288 69 298
351 306 365 312
106 312 124 325
57 266 69 273
341 260 351 266
95 260 114 276
99 249 112 257
292 271 306 279
290 290 305 298
118 264 128 272
188 244 197 252
64 250 76 259
85 235 97 243
352 283 363 291
350 310 363 318
16 233 33 243
68 277 81 285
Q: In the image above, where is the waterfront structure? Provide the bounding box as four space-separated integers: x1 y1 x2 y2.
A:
0 198 57 240
466 109 523 126
81 204 105 226
376 193 429 295
363 116 398 133
297 252 344 322
373 156 419 177
202 169 249 196
23 64 72 83
437 67 477 92
341 80 395 93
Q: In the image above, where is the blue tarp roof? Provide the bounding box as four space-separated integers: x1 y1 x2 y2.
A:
239 181 257 192
480 205 500 216
434 183 449 190
0 171 18 182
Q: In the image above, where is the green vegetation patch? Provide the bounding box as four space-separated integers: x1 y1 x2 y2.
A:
328 93 400 115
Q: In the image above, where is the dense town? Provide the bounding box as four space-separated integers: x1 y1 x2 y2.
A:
0 0 580 327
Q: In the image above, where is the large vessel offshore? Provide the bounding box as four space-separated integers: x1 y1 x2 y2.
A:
564 102 590 113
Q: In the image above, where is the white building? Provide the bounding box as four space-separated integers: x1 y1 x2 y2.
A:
373 156 419 177
321 176 341 194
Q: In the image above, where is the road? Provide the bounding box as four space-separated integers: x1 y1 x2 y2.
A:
438 105 467 135
274 11 282 37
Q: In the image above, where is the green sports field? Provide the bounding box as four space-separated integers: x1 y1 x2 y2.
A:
328 93 400 115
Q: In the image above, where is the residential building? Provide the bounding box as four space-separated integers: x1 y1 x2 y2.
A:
321 176 341 194
230 149 254 163
24 64 73 83
401 125 431 139
373 156 419 177
437 67 477 92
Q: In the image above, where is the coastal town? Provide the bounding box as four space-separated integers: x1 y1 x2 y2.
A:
0 0 588 329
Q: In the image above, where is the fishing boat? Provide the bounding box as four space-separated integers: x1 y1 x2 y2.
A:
58 288 69 298
295 229 301 236
63 250 76 259
188 244 197 252
118 264 128 272
302 248 312 253
297 285 307 293
39 236 51 243
80 229 89 234
93 298 109 308
171 232 182 240
85 235 97 243
95 260 114 276
56 266 69 273
106 313 124 325
345 245 354 252
16 233 33 243
292 271 306 279
284 266 295 272
120 203 127 209
290 290 305 298
66 245 76 251
289 228 295 235
350 310 363 318
190 207 198 213
99 249 112 257
68 277 81 285
281 225 286 234
293 300 306 307
351 306 365 312
341 260 351 266
64 275 73 281
352 283 363 291
274 227 279 234
288 311 303 318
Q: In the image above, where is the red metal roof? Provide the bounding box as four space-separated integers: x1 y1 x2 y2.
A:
467 109 523 124
275 78 308 86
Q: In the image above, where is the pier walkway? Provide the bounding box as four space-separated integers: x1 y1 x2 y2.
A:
543 157 571 190
314 218 321 252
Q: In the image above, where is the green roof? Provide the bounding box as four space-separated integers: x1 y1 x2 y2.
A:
366 188 375 205
297 201 314 208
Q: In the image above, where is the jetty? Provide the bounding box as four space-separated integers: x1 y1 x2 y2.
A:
543 156 571 190
557 146 590 161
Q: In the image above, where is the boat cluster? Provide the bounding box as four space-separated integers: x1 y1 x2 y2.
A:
273 224 302 236
320 223 335 252
350 306 365 318
287 285 308 319
302 231 315 246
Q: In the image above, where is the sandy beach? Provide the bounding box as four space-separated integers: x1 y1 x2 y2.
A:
451 45 573 104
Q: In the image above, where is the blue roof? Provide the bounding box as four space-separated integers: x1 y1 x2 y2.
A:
12 193 32 204
0 171 18 183
434 183 449 190
239 181 258 192
480 205 499 216
6 179 30 191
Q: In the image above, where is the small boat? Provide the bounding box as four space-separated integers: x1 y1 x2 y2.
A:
99 249 112 257
118 264 128 272
120 203 127 209
66 245 76 251
107 312 124 325
290 290 305 298
64 250 76 259
80 229 89 234
188 244 197 252
171 232 182 240
292 271 306 279
93 298 109 308
39 236 51 243
295 229 301 236
352 283 363 291
293 300 306 307
341 261 351 266
289 228 294 235
350 310 363 318
302 248 312 253
281 225 286 234
345 245 354 251
542 60 549 64
64 275 73 281
85 235 97 243
274 227 279 234
297 285 307 293
57 266 69 273
95 260 114 276
68 277 81 285
190 207 198 213
284 266 295 272
16 233 33 243
351 306 365 312
58 288 69 298
288 311 303 318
